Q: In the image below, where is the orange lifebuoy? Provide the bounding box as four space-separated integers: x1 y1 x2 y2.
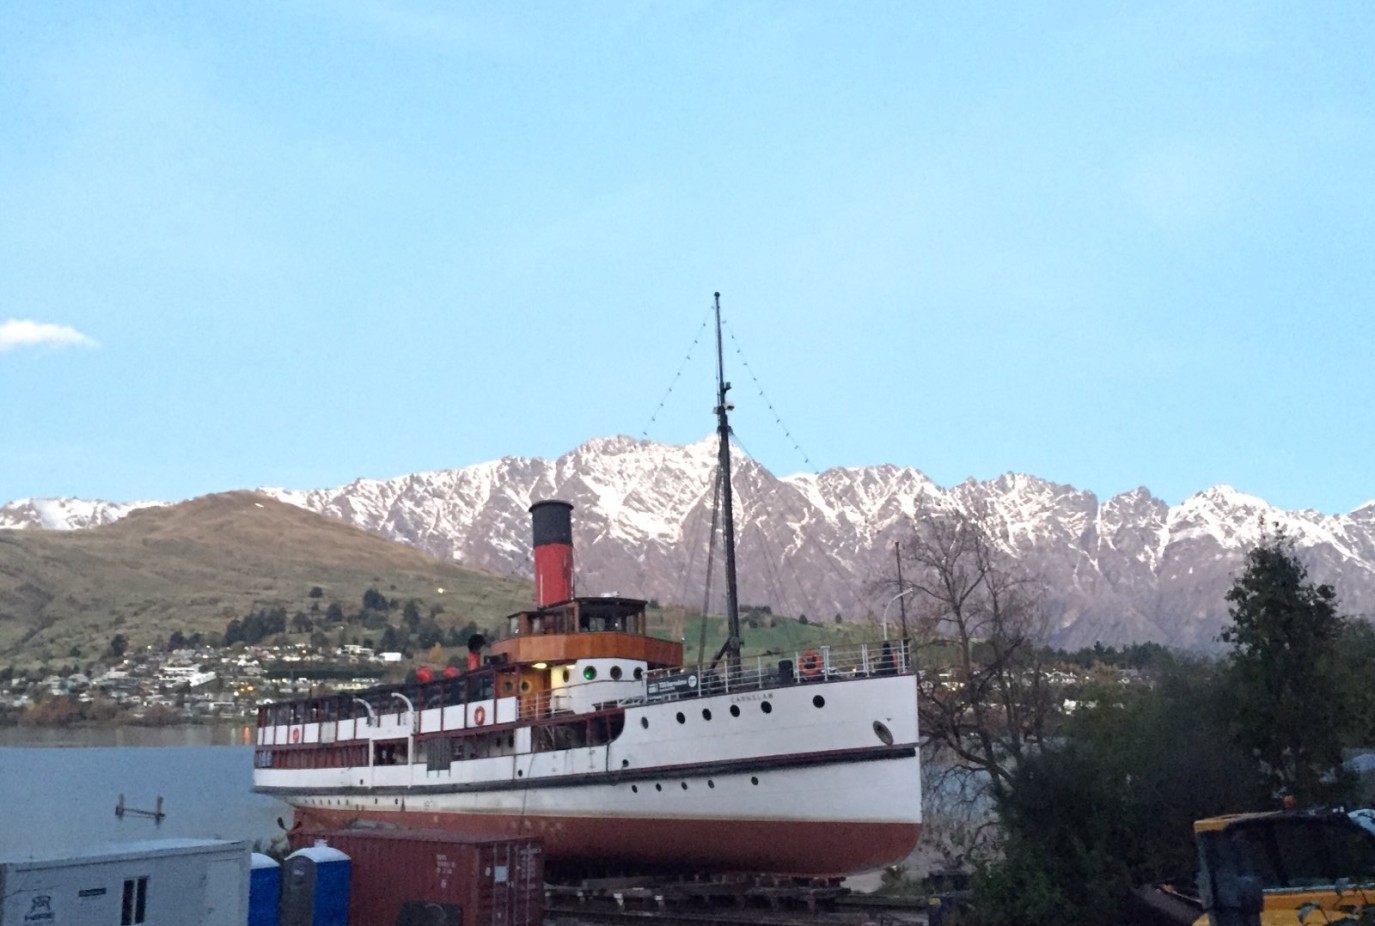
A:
290 728 301 743
473 706 486 726
799 650 822 677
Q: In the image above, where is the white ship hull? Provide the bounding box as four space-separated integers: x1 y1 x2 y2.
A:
255 665 920 875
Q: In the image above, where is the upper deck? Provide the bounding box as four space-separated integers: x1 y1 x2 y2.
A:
489 596 683 669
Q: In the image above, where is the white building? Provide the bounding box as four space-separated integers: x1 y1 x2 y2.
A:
0 839 249 926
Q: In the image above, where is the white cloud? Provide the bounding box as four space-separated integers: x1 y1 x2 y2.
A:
0 319 98 352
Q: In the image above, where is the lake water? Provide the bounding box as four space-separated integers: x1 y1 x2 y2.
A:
0 726 292 858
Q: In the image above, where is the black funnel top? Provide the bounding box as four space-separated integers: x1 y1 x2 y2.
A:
529 500 574 547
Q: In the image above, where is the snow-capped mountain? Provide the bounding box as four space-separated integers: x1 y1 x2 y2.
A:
4 435 1372 648
0 497 161 531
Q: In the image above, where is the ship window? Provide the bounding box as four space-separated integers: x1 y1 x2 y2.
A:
502 678 515 694
519 680 532 693
426 738 453 772
813 695 825 708
655 783 663 792
761 702 773 714
562 668 571 683
702 709 712 721
729 705 740 718
610 665 623 680
675 712 686 724
751 776 759 786
640 717 649 729
681 782 688 790
583 666 597 681
634 667 644 680
631 785 639 793
443 677 466 705
708 780 715 788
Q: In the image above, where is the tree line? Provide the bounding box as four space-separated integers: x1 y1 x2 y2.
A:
889 511 1374 925
213 586 483 656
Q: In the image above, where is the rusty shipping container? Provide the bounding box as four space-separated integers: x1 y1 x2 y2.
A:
292 829 543 926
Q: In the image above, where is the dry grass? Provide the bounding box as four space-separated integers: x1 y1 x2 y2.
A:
0 491 533 663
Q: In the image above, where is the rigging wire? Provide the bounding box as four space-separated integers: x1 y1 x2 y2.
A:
665 465 718 664
722 318 816 473
729 430 817 631
722 321 879 619
640 310 712 441
698 465 722 665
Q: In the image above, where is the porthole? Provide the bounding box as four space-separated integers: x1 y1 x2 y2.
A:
621 759 629 768
634 667 644 680
583 666 598 681
680 782 688 790
708 780 715 789
760 701 773 714
750 776 759 786
813 695 825 708
729 705 740 718
873 721 894 746
502 679 515 693
519 680 532 693
517 769 523 778
640 717 649 729
562 668 571 683
610 665 623 680
655 783 663 792
631 785 639 794
701 708 712 721
675 712 686 724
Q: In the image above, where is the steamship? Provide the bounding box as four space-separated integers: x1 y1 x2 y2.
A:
251 297 922 877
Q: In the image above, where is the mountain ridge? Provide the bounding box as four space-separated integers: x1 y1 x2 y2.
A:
4 435 1372 648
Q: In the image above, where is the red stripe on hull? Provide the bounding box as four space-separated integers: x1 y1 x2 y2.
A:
292 806 919 877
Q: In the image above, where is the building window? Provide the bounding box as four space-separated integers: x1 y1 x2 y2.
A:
121 876 148 924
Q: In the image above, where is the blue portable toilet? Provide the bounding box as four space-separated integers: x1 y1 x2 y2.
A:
249 852 280 926
279 840 350 926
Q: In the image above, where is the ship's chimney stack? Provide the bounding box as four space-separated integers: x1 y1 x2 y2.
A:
530 500 574 607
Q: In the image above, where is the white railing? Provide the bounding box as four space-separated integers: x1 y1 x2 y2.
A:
639 639 912 704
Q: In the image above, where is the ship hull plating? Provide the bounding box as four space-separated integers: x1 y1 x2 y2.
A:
257 672 921 876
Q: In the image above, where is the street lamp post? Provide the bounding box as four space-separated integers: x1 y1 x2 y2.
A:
882 588 917 642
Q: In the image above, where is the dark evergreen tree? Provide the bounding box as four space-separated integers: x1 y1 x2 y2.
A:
362 587 388 612
325 602 345 623
108 633 128 659
416 621 443 650
1220 528 1349 803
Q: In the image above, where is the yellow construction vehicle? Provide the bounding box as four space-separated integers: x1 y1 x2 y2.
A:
1137 808 1375 926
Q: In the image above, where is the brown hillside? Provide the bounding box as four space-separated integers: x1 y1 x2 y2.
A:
0 491 533 663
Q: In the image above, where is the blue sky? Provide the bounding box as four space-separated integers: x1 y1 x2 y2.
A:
2 2 1372 514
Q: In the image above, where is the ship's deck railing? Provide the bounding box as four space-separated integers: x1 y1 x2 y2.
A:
637 639 913 705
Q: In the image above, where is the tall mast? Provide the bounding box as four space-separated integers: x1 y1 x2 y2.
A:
714 292 743 671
